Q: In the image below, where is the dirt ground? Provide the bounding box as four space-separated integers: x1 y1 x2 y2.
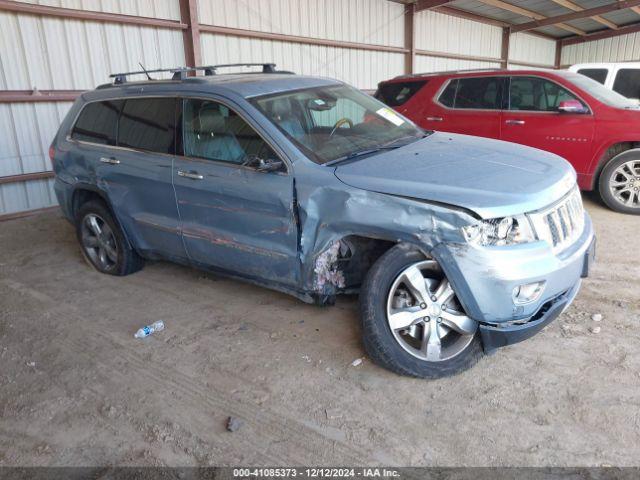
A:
0 192 639 467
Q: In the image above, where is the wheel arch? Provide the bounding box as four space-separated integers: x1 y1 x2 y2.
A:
313 234 433 295
71 184 134 250
591 142 640 190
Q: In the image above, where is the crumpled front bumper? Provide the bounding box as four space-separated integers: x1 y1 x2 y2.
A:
432 212 595 351
480 235 595 351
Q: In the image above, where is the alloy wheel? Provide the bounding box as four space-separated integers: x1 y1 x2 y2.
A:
609 160 640 209
386 260 477 362
80 213 119 271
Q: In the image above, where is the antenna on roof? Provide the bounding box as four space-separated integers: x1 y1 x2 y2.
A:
139 62 153 81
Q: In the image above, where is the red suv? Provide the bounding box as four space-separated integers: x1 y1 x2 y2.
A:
376 69 640 214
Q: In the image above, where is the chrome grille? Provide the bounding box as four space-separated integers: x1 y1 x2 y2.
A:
529 188 585 253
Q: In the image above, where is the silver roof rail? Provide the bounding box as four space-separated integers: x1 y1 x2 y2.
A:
109 63 288 84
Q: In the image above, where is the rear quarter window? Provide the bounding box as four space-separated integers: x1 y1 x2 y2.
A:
438 79 457 107
71 100 123 145
375 80 427 107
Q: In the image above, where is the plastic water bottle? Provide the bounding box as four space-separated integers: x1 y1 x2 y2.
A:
134 320 165 339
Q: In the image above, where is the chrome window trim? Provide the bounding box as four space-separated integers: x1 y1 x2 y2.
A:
432 74 594 115
433 76 506 113
66 93 292 175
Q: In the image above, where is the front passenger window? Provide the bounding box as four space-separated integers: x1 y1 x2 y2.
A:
183 99 277 165
509 77 584 112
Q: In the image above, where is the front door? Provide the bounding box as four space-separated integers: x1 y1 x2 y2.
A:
173 97 299 286
501 76 595 175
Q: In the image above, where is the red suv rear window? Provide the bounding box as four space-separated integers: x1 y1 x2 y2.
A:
375 80 428 107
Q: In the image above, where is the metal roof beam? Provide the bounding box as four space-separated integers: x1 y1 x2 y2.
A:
560 19 640 46
476 0 586 35
414 0 456 12
512 0 640 34
549 0 618 30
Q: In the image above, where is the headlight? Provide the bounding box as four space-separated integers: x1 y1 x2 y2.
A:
462 214 536 246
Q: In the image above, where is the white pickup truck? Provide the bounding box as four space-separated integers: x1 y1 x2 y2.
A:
569 62 640 104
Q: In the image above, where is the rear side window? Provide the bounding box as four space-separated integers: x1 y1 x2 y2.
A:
612 69 640 100
577 68 608 85
118 98 177 154
375 80 427 107
438 77 503 109
71 100 123 145
454 77 503 109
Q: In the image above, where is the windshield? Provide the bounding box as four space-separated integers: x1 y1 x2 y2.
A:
563 71 638 109
251 84 425 164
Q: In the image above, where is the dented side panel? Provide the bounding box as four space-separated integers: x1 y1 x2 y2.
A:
85 143 185 259
174 157 300 285
291 160 476 297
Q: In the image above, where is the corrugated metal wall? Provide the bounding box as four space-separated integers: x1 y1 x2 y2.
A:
561 31 640 65
509 32 556 67
200 35 405 90
415 10 502 59
198 0 405 47
0 1 185 216
413 10 502 71
412 11 555 73
198 0 406 90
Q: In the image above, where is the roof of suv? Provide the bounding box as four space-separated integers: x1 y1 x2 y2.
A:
384 68 568 84
92 73 341 99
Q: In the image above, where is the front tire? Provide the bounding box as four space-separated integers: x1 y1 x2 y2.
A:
75 200 144 275
360 245 482 379
598 153 640 214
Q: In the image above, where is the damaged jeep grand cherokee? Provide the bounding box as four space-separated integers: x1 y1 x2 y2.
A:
51 64 596 378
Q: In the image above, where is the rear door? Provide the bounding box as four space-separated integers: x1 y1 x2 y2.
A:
173 97 299 286
424 76 505 138
70 97 184 259
501 76 595 175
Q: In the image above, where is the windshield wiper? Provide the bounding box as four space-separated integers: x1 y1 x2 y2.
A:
325 134 428 166
325 145 400 166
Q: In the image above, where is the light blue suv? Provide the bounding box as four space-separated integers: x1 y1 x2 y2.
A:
51 64 596 378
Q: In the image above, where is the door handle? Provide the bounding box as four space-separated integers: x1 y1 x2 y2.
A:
505 119 525 125
177 170 204 180
99 157 120 165
427 116 443 122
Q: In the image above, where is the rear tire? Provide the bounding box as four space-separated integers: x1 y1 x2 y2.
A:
75 200 144 275
598 152 640 214
360 245 482 379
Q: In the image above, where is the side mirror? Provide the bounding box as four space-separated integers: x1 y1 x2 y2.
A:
244 155 285 173
558 100 588 114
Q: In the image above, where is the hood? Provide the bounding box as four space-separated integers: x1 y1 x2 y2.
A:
333 132 577 218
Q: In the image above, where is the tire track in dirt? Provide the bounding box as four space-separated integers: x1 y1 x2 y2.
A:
3 278 373 465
